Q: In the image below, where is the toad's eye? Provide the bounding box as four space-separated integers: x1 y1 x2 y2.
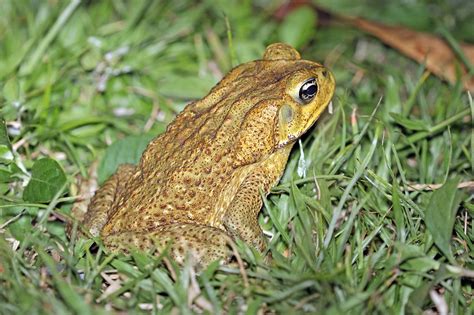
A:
298 78 318 103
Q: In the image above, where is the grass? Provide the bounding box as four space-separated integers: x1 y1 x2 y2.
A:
0 0 473 314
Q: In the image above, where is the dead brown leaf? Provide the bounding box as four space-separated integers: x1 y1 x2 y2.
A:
347 17 474 91
274 1 474 91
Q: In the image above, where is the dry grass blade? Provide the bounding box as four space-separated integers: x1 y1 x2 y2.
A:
405 180 474 192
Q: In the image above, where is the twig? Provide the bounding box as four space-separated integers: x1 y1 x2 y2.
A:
226 237 249 288
404 181 474 191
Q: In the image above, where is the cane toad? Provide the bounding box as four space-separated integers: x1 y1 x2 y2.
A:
80 43 335 267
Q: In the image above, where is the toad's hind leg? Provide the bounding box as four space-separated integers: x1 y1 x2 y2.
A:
81 164 136 237
103 224 233 267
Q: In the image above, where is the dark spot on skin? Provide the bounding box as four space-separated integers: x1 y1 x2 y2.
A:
176 203 186 210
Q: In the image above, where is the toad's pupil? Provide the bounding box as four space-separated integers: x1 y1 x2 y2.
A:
305 85 317 95
299 78 318 102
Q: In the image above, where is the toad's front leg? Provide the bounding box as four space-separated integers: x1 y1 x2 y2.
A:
223 146 292 251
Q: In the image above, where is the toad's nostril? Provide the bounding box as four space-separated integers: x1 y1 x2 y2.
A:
321 69 328 78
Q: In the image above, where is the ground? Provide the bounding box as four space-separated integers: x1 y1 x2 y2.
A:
0 0 473 314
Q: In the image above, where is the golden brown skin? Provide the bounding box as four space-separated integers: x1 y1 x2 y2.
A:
81 43 335 267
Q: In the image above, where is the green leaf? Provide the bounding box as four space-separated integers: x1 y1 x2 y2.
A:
23 158 67 203
98 134 156 184
0 166 12 182
111 259 142 278
424 177 462 262
408 281 432 311
0 118 12 149
0 145 14 165
80 49 102 71
401 256 440 272
277 6 318 49
0 120 14 168
389 112 429 131
131 250 156 271
391 181 405 241
2 76 22 103
8 215 33 242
